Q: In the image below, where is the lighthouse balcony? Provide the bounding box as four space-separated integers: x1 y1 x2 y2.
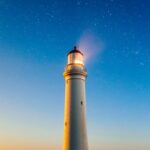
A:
64 64 87 77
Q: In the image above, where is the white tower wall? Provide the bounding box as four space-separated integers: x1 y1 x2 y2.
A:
63 47 88 150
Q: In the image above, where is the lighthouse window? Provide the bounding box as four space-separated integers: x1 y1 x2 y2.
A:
65 122 67 126
81 101 83 105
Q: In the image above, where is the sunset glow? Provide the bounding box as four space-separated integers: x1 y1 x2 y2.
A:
0 1 150 150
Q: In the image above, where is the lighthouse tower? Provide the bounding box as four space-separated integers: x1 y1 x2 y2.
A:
63 46 88 150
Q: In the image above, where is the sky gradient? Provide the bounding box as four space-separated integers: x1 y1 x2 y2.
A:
0 0 150 150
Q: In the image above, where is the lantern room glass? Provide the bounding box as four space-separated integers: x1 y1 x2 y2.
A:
68 52 84 65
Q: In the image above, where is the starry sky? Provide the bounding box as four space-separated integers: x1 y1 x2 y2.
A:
0 0 150 150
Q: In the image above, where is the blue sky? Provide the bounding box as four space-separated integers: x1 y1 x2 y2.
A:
0 0 150 150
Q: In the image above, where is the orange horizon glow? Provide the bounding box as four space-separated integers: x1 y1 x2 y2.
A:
0 139 61 150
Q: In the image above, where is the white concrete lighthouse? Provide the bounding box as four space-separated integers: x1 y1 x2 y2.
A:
63 46 88 150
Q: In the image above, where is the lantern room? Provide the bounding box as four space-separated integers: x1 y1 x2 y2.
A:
67 46 84 65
